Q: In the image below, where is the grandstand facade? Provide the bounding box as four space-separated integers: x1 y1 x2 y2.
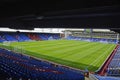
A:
65 29 119 44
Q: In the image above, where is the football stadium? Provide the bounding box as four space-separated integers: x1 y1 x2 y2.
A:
0 0 120 80
0 28 119 80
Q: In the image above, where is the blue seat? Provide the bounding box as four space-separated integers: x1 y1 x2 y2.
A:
0 48 84 80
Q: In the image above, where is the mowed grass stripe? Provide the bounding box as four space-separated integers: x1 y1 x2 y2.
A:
65 43 107 61
57 43 111 70
9 40 116 71
88 44 115 70
87 44 115 70
12 40 75 48
31 40 79 48
23 41 88 56
25 41 87 51
56 42 99 58
13 40 80 46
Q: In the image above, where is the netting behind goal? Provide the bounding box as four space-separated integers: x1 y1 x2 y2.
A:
2 41 11 46
13 46 25 54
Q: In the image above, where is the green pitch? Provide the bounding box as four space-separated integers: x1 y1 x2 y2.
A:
2 40 116 71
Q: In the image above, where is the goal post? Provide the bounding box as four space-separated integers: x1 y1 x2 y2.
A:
1 41 13 50
13 45 25 54
2 41 11 46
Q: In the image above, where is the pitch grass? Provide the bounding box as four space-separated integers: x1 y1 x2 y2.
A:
2 40 116 71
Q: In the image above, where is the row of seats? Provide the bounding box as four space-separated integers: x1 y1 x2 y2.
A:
0 32 60 42
67 36 117 44
0 48 84 80
94 75 120 80
107 46 120 77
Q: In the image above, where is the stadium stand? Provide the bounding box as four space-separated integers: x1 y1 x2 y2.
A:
107 46 120 77
12 33 24 42
3 33 17 42
19 33 31 41
38 33 49 40
28 33 40 41
67 36 117 44
0 32 60 42
0 48 84 80
0 31 116 44
0 33 6 42
0 36 5 42
94 75 120 80
66 30 118 44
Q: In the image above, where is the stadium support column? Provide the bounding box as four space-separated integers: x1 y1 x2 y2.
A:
117 33 119 44
84 28 93 39
90 29 93 39
42 28 44 32
50 28 53 33
64 30 69 39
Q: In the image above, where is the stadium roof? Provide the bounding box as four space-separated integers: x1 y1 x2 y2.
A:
0 0 120 33
63 29 117 33
0 28 65 33
0 28 116 34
